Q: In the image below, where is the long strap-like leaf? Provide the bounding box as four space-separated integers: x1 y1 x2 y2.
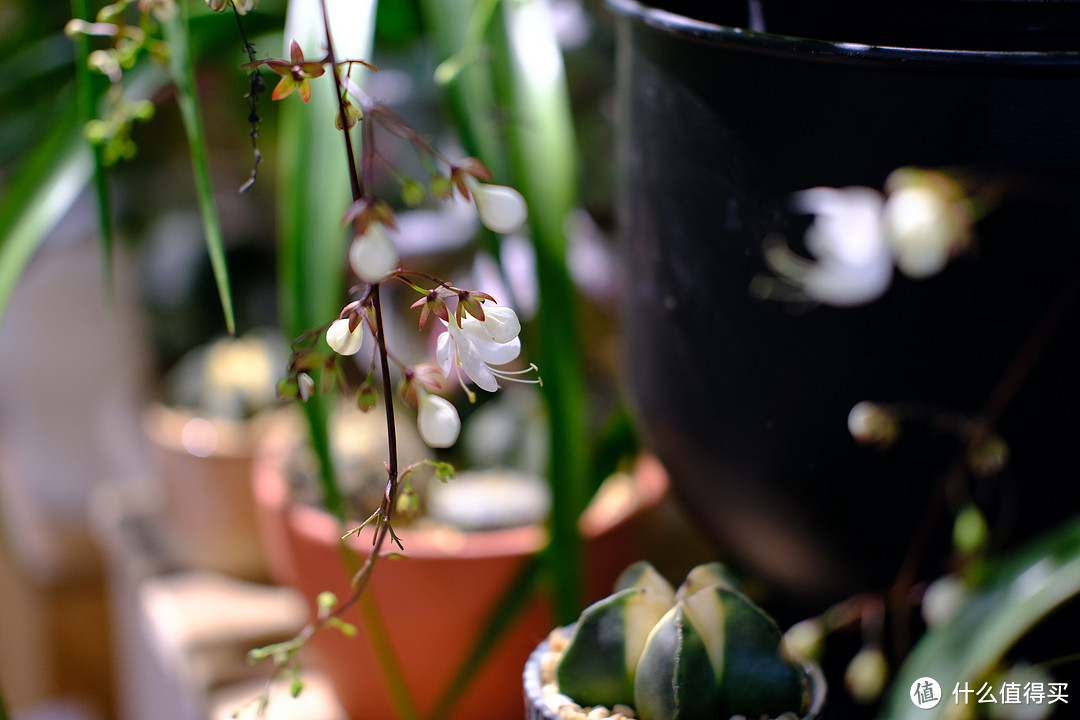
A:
0 99 92 325
161 2 237 335
879 515 1080 719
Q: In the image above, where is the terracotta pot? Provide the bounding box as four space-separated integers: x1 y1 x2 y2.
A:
522 628 827 720
252 446 669 720
144 404 269 579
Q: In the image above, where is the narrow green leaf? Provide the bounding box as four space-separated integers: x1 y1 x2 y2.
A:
161 1 236 335
0 103 92 326
878 515 1080 720
418 0 589 625
493 0 589 624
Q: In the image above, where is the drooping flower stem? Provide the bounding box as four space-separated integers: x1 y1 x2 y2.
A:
318 0 401 607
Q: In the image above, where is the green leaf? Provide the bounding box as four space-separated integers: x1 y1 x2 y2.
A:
161 1 236 335
878 514 1080 720
0 99 91 327
433 460 455 483
494 0 589 625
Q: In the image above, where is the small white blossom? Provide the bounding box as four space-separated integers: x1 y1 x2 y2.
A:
349 222 399 283
325 317 363 356
436 308 523 393
793 186 894 306
468 178 528 235
417 391 461 448
759 171 974 307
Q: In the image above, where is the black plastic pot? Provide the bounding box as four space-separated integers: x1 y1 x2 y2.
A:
611 0 1080 606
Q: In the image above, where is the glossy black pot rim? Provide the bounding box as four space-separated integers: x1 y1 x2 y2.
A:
607 0 1080 69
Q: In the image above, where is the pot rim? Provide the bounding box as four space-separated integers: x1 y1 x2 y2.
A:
523 627 827 720
606 0 1080 70
253 435 670 561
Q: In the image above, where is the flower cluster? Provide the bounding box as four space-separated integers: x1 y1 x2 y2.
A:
756 168 976 306
321 289 536 449
256 40 536 453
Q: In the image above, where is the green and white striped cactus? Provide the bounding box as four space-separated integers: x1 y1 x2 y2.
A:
556 561 806 720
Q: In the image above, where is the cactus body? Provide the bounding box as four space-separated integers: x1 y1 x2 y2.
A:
633 605 718 720
556 562 807 720
556 581 674 708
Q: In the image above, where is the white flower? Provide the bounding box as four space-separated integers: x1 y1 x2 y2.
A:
794 186 894 306
436 307 523 393
468 179 528 235
417 391 461 448
349 222 399 283
325 317 363 356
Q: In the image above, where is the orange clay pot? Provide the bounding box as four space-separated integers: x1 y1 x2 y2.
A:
145 404 270 580
252 445 669 720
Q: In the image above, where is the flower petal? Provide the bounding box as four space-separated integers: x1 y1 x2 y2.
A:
461 317 521 366
272 75 298 101
289 39 304 64
479 305 520 344
448 321 499 392
436 331 455 378
795 186 887 267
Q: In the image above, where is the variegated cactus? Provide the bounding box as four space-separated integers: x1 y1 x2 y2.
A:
556 562 806 720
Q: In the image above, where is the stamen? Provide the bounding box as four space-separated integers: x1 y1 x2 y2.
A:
490 363 542 386
453 363 477 403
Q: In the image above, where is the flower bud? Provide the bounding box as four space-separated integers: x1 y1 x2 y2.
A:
921 575 967 628
297 372 315 401
953 504 989 556
326 317 363 356
781 618 825 662
470 181 527 235
845 646 888 704
417 392 461 449
349 222 399 283
847 401 899 448
883 185 959 279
